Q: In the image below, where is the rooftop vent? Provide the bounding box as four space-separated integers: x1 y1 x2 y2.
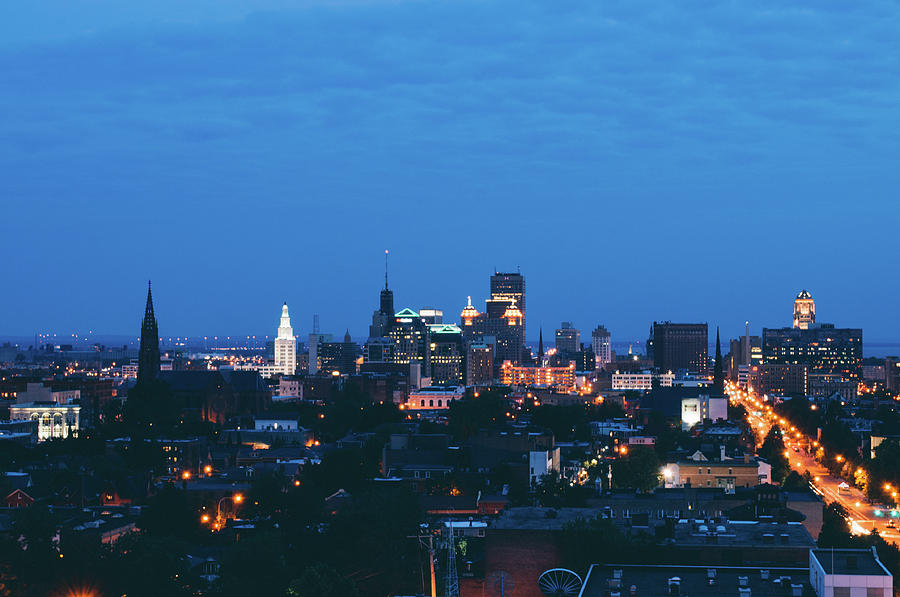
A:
762 533 774 544
738 589 751 597
667 577 681 596
738 576 749 587
614 569 624 579
791 583 803 597
780 533 790 544
760 570 770 581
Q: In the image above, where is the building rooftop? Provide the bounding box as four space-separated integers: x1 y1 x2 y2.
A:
581 564 813 597
810 548 891 576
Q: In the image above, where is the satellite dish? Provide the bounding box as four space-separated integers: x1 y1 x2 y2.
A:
538 568 583 597
487 570 514 597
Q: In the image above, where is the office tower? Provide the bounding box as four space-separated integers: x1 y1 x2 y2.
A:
274 302 297 376
765 291 862 380
885 356 899 395
369 250 395 339
419 308 443 325
591 325 612 369
762 325 862 379
137 281 160 383
317 330 359 375
750 363 809 396
428 324 465 385
555 322 580 359
651 322 708 374
466 343 494 386
308 315 332 375
792 290 816 329
388 308 429 373
490 271 526 358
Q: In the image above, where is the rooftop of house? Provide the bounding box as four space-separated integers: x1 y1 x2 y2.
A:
810 548 892 576
580 564 814 597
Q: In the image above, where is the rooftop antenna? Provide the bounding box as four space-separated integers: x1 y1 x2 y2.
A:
385 249 389 290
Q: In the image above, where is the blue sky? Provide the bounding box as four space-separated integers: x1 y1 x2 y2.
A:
2 0 899 344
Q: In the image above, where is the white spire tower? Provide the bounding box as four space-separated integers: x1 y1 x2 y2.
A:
275 302 297 375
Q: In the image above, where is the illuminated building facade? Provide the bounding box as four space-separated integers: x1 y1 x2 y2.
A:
488 271 526 364
317 330 360 375
681 395 727 429
388 308 429 372
749 363 808 396
792 289 816 329
466 343 494 386
9 402 80 441
651 322 708 374
404 385 465 410
427 324 465 385
274 302 297 376
592 325 612 369
762 324 862 380
499 360 576 393
612 371 674 390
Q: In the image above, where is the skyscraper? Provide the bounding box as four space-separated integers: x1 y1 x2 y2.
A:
274 302 297 376
488 271 526 364
793 290 815 329
369 250 395 339
651 322 708 374
591 325 612 369
137 281 160 383
555 322 580 359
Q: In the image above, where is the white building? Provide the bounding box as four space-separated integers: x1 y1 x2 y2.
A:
274 302 297 376
529 447 561 486
592 325 612 369
9 402 80 441
809 547 892 597
254 418 299 431
404 386 465 410
611 371 674 390
681 394 728 429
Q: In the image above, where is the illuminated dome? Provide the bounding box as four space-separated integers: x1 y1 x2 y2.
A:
460 296 480 325
796 289 812 300
503 299 523 325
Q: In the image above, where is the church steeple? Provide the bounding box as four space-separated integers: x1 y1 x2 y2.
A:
538 327 544 364
138 280 160 383
713 327 724 395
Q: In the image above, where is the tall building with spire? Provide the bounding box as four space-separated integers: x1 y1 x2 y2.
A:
274 302 297 376
369 250 395 339
138 281 160 383
712 327 724 395
792 290 815 329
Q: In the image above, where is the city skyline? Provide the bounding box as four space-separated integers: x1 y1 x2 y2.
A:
2 274 896 356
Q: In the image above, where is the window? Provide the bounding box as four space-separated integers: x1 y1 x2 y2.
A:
832 588 850 597
728 468 733 475
437 400 442 407
429 400 434 407
420 400 425 407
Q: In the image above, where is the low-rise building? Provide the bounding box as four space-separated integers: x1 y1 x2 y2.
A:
404 386 465 410
8 402 80 441
809 547 893 597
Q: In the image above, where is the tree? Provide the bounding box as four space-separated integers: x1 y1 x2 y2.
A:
612 446 661 492
535 471 588 508
757 426 789 484
286 564 359 597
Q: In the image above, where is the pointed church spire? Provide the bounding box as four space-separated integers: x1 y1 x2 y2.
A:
538 328 544 363
713 326 724 395
138 280 160 383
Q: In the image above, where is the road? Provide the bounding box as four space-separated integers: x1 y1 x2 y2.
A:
727 383 900 546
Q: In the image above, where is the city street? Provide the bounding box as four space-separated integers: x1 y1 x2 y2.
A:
728 383 900 546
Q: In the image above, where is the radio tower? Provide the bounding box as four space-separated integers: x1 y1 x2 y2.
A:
445 526 460 597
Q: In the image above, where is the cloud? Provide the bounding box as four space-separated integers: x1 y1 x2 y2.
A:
2 0 900 338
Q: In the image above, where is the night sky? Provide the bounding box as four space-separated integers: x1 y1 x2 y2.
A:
2 1 898 344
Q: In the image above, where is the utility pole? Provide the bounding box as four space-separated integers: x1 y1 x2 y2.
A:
409 528 437 597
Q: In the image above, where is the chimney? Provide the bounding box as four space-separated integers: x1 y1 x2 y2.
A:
720 445 726 462
744 452 750 464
